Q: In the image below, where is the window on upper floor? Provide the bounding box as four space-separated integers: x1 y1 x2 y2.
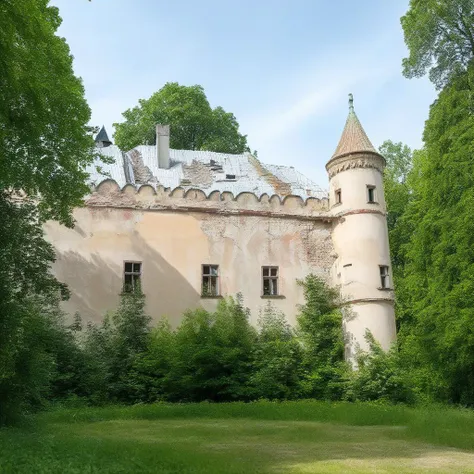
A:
379 265 390 289
367 185 377 203
123 261 142 293
202 264 219 296
262 266 279 296
335 189 342 205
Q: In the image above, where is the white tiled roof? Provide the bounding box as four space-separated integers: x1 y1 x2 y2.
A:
86 145 327 200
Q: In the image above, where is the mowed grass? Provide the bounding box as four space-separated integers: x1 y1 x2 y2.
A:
2 401 474 473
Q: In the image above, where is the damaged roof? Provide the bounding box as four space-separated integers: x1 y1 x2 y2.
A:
87 145 327 200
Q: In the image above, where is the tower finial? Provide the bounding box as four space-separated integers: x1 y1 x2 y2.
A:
349 93 354 112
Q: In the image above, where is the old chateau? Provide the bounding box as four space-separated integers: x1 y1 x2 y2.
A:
45 96 396 360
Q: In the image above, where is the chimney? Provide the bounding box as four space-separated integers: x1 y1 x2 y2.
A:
156 124 170 169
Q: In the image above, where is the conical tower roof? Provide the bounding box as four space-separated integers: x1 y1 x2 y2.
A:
330 94 379 161
95 126 112 146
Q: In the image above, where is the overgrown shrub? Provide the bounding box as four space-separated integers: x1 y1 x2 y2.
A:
0 194 71 425
249 303 303 400
79 290 152 404
129 319 177 403
347 331 415 404
167 296 256 402
297 275 350 400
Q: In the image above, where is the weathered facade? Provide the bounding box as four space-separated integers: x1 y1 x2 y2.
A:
45 96 396 358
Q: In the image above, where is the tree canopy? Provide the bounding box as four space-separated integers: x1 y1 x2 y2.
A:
0 0 97 424
0 0 95 225
113 83 248 154
401 0 474 89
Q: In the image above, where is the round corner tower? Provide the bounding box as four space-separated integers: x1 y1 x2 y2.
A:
326 94 396 363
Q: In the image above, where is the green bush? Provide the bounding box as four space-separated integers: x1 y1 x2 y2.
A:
129 319 177 403
348 331 415 404
79 290 152 404
297 275 350 400
168 296 256 402
249 303 303 400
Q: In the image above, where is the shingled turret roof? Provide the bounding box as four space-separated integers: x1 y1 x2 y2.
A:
330 94 378 160
95 126 112 147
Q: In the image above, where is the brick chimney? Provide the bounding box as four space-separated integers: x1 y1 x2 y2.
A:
156 124 170 169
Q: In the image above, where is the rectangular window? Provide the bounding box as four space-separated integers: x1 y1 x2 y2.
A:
124 261 142 293
262 266 279 296
380 265 390 289
367 185 376 203
202 264 219 296
335 189 342 204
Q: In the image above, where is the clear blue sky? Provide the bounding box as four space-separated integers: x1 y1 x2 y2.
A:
52 0 436 186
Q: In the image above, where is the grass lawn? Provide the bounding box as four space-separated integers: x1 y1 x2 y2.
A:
2 401 474 473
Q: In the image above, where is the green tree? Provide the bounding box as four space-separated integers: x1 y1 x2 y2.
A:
129 320 177 403
0 0 95 225
0 195 68 424
114 83 248 153
297 275 349 400
348 332 415 404
401 0 474 89
249 304 304 400
400 66 474 404
81 291 152 404
0 1 98 423
168 297 256 402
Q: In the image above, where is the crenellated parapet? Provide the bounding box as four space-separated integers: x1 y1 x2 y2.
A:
86 179 332 221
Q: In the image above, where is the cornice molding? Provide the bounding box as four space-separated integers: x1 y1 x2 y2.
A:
326 152 385 178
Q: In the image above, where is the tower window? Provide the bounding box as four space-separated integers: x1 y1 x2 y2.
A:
202 265 219 296
123 261 142 293
335 189 342 205
379 265 390 289
367 185 377 203
262 266 279 296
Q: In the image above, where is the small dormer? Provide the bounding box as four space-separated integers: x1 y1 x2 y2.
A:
95 126 112 148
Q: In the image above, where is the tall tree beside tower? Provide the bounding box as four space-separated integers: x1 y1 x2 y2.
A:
399 0 474 403
401 0 474 89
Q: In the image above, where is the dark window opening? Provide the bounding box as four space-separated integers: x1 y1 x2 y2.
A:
124 261 142 293
262 266 279 296
380 265 390 289
226 174 236 180
367 185 376 203
202 265 219 296
335 189 342 204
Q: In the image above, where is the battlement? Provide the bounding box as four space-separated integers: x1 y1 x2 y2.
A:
86 179 332 221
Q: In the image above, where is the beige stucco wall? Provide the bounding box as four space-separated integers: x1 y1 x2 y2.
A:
44 182 333 327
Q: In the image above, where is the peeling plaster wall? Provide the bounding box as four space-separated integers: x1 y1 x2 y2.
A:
44 206 334 327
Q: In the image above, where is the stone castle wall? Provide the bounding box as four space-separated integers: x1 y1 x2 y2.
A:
44 180 335 327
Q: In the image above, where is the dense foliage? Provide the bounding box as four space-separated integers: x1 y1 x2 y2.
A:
4 275 376 411
0 0 95 224
0 1 96 425
402 0 474 89
114 82 248 153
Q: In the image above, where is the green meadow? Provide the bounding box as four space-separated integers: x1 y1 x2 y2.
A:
2 401 474 473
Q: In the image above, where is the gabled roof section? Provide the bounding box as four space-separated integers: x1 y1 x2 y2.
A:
331 94 378 160
95 126 112 145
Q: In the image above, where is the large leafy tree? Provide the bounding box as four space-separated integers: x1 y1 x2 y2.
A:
0 0 94 225
401 0 474 89
114 82 248 154
0 1 95 423
399 66 474 403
